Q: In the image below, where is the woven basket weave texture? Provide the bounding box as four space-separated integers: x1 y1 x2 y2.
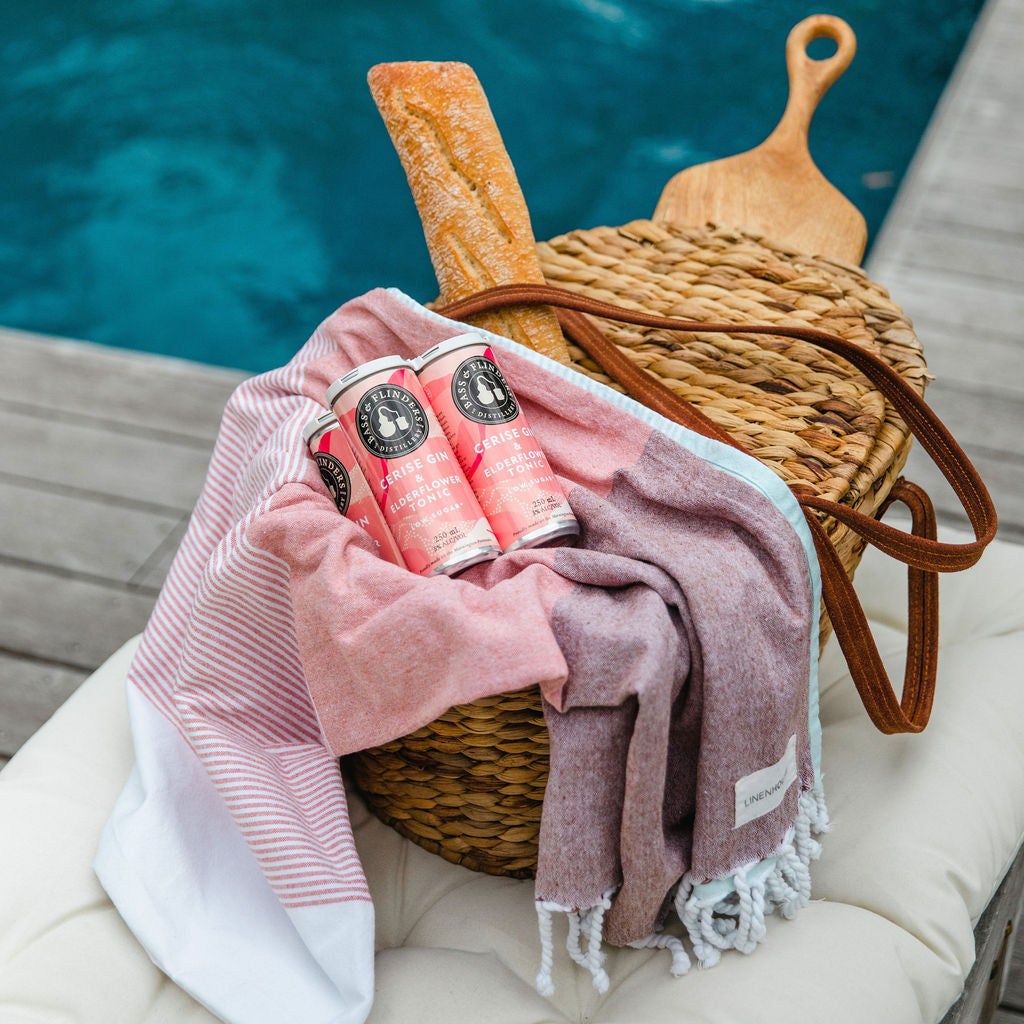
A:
347 220 928 879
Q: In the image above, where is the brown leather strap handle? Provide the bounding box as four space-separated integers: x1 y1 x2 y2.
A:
439 284 997 564
806 479 938 733
437 283 998 734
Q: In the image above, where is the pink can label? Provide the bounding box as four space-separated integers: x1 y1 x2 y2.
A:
331 363 500 576
417 338 578 551
309 426 407 569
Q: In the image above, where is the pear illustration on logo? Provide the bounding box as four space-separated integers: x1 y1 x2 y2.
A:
376 408 397 438
475 377 496 405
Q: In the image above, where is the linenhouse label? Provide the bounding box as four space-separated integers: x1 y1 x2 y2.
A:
733 735 798 829
356 384 428 459
451 355 519 425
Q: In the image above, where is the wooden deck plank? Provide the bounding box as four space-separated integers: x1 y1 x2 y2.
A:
1003 933 1024 1011
0 653 89 760
0 326 244 441
0 561 156 670
871 263 1024 345
909 382 1023 455
129 516 190 590
877 223 1024 289
916 135 1024 193
916 182 1024 238
0 405 215 514
960 48 1024 101
906 320 1024 400
0 478 182 584
1005 925 1024 1010
948 43 1024 110
995 1010 1024 1023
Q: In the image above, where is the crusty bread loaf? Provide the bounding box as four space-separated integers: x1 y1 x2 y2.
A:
367 61 570 364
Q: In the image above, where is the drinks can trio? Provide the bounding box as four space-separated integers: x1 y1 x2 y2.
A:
310 334 578 577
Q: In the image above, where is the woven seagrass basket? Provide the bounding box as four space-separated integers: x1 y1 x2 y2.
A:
345 220 929 878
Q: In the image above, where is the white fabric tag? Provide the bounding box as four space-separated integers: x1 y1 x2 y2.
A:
734 735 798 829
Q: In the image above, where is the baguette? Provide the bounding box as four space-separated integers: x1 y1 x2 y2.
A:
367 61 570 364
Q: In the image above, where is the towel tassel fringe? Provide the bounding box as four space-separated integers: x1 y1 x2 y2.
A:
534 783 827 996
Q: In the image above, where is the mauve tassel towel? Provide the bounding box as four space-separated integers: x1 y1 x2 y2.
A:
95 288 826 1024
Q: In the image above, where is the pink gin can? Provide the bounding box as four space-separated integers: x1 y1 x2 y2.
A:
414 336 579 552
327 356 501 577
302 411 407 570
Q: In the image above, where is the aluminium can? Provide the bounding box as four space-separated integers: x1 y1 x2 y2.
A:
414 335 579 553
302 411 407 569
327 356 501 577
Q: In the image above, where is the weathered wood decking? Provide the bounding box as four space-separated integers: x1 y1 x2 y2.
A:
1 0 1022 1016
0 334 244 765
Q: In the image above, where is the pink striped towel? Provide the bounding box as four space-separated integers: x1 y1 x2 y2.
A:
96 288 826 1024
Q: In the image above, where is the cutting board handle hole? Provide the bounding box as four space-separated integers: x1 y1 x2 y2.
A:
805 36 838 61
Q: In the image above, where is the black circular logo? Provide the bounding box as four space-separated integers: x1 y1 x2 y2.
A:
355 384 428 459
314 453 351 514
451 356 518 425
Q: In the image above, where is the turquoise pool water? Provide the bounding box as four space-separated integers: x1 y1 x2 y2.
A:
0 1 983 372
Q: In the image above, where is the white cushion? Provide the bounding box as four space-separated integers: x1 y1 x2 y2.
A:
2 529 1023 1024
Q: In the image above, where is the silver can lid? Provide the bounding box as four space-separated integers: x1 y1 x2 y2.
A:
503 517 580 554
414 333 486 373
430 543 502 577
326 355 411 409
301 410 339 446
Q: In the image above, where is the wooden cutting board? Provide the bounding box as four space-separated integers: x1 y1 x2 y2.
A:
652 14 868 265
